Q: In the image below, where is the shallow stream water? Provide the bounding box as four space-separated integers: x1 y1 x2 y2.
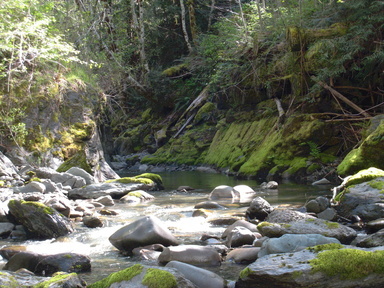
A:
0 171 333 284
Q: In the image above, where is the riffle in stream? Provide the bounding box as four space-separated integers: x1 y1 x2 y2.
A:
0 171 331 284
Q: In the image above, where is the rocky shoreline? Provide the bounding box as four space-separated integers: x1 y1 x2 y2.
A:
1 150 384 287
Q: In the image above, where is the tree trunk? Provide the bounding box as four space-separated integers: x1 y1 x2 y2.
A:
180 0 193 53
187 0 197 45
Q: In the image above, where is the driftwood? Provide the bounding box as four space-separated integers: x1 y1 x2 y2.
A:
173 85 210 138
318 81 371 118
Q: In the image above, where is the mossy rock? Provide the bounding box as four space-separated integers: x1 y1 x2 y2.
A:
88 264 144 288
105 177 153 185
134 173 163 187
344 167 384 187
310 248 384 280
34 273 84 288
141 268 177 288
56 150 93 174
337 119 384 176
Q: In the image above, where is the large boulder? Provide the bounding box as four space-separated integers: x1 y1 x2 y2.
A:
265 208 315 223
68 181 154 199
226 247 260 264
158 245 222 266
335 169 384 221
257 218 357 244
109 216 178 254
166 260 226 288
246 197 273 221
0 270 86 288
258 233 341 258
236 245 384 288
88 264 196 288
209 185 257 203
7 200 73 239
3 251 90 276
225 227 257 248
356 228 384 248
221 220 259 239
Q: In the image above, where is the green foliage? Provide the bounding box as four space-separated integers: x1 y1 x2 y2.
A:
88 264 144 288
141 268 177 288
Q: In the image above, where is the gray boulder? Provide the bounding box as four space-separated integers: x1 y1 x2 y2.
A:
257 218 357 244
68 181 155 199
336 176 384 221
67 166 95 185
0 152 19 178
0 222 15 238
305 196 330 213
265 208 315 223
222 220 259 239
258 234 341 258
246 197 273 221
225 227 256 248
209 185 237 200
109 215 178 254
120 190 155 204
14 181 46 194
158 245 222 266
4 251 91 276
7 199 73 239
166 260 226 288
356 228 384 248
226 247 260 264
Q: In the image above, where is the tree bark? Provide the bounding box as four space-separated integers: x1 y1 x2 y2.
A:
180 0 193 53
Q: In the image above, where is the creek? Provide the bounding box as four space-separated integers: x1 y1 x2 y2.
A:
0 171 332 284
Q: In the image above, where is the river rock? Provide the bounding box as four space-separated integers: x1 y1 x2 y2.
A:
305 196 330 213
258 233 341 258
194 201 226 209
356 228 384 248
35 273 87 288
7 199 74 239
66 166 95 185
120 190 155 203
265 208 315 223
34 252 91 276
132 244 165 260
257 218 357 244
158 245 222 266
0 245 27 260
233 185 257 202
235 246 384 288
225 227 257 248
13 181 46 194
109 215 178 254
317 207 337 221
94 195 115 206
83 216 104 228
68 181 154 199
209 185 237 200
0 222 15 238
246 196 273 221
0 152 19 178
336 176 384 221
4 251 90 277
260 181 279 189
366 218 384 233
221 219 259 239
88 264 196 288
166 260 226 288
3 251 46 272
226 247 260 264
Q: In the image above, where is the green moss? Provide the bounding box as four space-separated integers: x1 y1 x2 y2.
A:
34 273 77 288
257 222 273 229
134 173 163 187
310 249 384 279
162 64 188 77
325 222 339 229
369 179 384 190
56 150 92 174
239 267 252 279
106 177 153 185
127 191 143 198
194 102 216 123
307 243 344 253
345 167 384 187
0 271 19 288
141 268 177 288
291 270 303 279
21 200 55 215
337 120 384 176
88 264 144 288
